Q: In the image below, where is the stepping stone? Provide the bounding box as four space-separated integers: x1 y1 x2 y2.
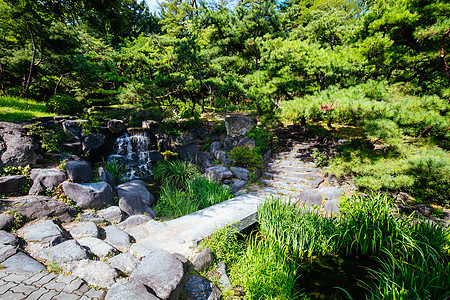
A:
129 240 162 259
22 220 65 246
0 214 14 230
0 244 17 263
299 188 324 207
79 212 105 223
106 281 159 300
98 206 123 223
77 237 117 258
70 222 99 239
311 178 324 189
118 215 152 229
2 252 46 272
63 181 114 209
0 231 20 247
130 250 185 300
105 226 131 251
107 252 140 274
324 199 341 215
11 195 77 223
64 259 118 289
317 187 344 200
29 168 67 195
46 240 89 263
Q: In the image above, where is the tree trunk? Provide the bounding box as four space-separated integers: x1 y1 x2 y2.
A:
327 115 333 129
24 21 42 98
440 28 450 77
54 72 71 94
0 61 6 96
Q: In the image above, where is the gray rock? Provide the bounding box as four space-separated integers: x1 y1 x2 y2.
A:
310 178 324 189
2 252 46 272
0 122 40 167
70 222 99 238
29 168 66 195
192 248 213 272
62 181 113 209
299 188 324 207
22 220 65 245
65 259 118 288
231 180 248 194
176 144 200 162
230 167 250 181
82 133 105 154
0 244 17 263
172 131 197 146
11 195 77 222
215 151 228 164
210 142 223 157
0 230 20 246
196 127 209 139
98 167 115 187
149 151 163 162
0 175 26 195
130 250 185 300
62 119 87 138
107 252 140 274
142 120 158 131
0 214 14 230
105 226 131 251
118 189 156 218
65 160 93 183
217 261 232 289
47 240 89 263
79 212 105 223
108 119 126 134
146 220 167 232
106 281 159 300
237 136 256 149
60 142 82 156
195 152 215 172
78 237 117 258
317 187 344 200
183 275 221 300
224 116 257 137
118 215 152 229
98 206 123 223
117 180 155 206
205 166 233 183
324 199 341 215
129 240 163 259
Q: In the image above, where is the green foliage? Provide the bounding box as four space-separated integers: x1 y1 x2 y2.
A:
45 186 77 207
0 165 30 178
230 238 302 300
5 211 25 232
310 148 327 168
47 94 83 115
0 96 56 122
153 160 200 189
154 183 199 218
46 260 62 274
202 225 244 266
102 158 125 185
24 122 66 152
228 146 264 171
247 127 275 155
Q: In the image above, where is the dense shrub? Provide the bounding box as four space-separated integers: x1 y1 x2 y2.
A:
153 160 200 189
47 94 83 115
228 146 264 171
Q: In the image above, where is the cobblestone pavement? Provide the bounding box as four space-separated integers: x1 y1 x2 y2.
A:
0 269 106 300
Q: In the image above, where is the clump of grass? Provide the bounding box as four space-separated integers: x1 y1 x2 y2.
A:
102 157 125 185
202 225 244 266
259 197 340 258
153 160 200 188
230 238 304 300
0 95 56 122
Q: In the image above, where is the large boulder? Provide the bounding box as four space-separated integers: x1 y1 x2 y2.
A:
195 152 215 172
98 206 123 223
299 188 324 207
46 240 89 263
0 122 40 167
205 166 233 183
0 214 14 230
183 275 221 300
10 195 77 222
130 250 186 300
175 144 200 162
172 131 197 146
104 226 131 251
29 168 67 195
107 252 140 274
108 120 126 134
231 180 248 194
0 175 26 194
209 142 223 157
65 160 93 183
62 119 87 140
230 167 250 181
224 116 257 137
62 181 114 209
98 167 115 187
118 189 156 218
0 230 20 247
117 180 155 206
317 187 344 200
82 133 106 154
236 136 256 149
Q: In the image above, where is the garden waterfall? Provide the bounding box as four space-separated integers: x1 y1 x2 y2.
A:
108 128 156 180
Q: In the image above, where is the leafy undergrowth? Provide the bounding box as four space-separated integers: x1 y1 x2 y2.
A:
153 160 233 218
203 194 450 299
0 95 56 121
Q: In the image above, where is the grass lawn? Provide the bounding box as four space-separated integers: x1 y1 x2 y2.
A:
0 95 56 122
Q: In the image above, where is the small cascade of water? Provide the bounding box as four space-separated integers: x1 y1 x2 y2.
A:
108 128 155 180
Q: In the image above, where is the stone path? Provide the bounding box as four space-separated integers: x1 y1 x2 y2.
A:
0 269 105 299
